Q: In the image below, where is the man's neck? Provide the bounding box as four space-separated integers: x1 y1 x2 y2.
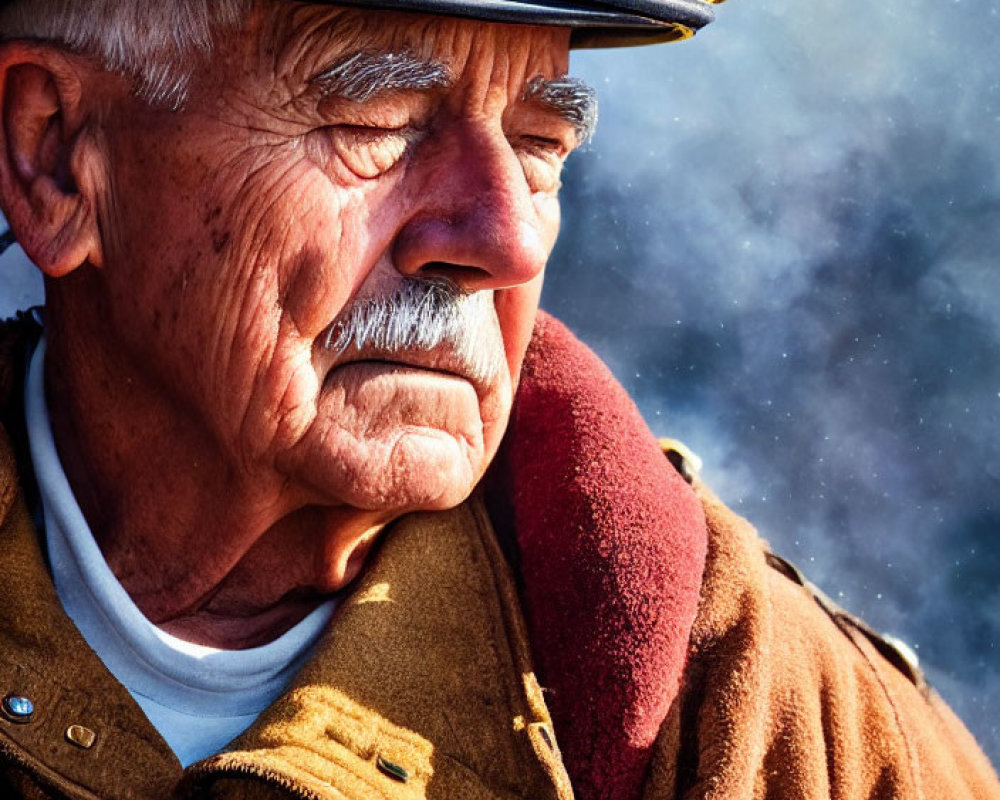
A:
41 324 391 649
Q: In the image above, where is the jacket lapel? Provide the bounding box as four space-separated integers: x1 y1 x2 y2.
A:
188 498 573 800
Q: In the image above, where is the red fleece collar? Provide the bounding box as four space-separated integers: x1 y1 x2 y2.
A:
486 312 708 800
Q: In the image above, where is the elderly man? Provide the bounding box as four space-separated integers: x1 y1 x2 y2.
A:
0 2 996 799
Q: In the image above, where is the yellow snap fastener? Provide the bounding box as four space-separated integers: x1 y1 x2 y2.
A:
65 725 97 749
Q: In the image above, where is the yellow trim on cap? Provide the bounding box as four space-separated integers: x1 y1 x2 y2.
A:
669 23 696 40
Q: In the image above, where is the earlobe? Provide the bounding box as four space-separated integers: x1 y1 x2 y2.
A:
0 44 103 278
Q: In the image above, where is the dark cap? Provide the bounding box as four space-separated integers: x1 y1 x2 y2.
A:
322 0 722 47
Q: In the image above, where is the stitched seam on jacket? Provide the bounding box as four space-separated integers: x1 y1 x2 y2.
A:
465 496 565 798
832 617 927 800
286 741 398 800
0 733 106 800
190 761 328 800
192 748 387 800
464 499 540 792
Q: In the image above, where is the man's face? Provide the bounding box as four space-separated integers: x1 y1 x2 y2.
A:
87 4 584 515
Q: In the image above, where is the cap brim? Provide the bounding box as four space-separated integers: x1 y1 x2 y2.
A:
328 0 716 46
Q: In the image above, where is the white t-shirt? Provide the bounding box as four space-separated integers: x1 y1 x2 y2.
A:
24 335 337 767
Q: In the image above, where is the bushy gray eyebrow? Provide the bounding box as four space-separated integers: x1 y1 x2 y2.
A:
310 50 452 103
523 75 599 144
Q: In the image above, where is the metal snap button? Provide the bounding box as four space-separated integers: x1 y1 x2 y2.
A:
538 724 554 750
65 724 97 749
376 754 409 783
1 694 34 724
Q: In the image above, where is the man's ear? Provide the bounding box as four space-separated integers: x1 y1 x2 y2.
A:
0 43 104 277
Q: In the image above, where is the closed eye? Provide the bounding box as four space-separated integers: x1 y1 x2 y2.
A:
325 124 420 179
511 134 571 194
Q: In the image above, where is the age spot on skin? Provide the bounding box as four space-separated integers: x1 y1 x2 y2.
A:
212 230 232 253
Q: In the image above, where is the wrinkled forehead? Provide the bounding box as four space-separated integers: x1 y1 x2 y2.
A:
256 4 572 93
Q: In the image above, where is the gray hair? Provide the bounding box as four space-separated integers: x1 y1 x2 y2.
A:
0 1 250 108
324 278 506 384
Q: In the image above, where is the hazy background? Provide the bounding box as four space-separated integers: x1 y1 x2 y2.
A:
545 0 1000 765
1 0 997 765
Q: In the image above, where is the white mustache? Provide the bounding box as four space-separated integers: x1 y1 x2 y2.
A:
322 278 506 383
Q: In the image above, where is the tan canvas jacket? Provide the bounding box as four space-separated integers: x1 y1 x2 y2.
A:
0 320 997 800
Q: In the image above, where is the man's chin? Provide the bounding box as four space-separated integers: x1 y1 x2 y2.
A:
373 426 486 512
289 425 490 514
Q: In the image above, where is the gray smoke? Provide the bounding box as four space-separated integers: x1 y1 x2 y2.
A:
545 0 1000 764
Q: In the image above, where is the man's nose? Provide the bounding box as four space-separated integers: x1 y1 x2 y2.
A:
391 123 553 291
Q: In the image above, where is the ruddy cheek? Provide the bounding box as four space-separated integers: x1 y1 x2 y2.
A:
495 279 544 372
275 179 396 340
532 193 562 248
281 242 349 336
